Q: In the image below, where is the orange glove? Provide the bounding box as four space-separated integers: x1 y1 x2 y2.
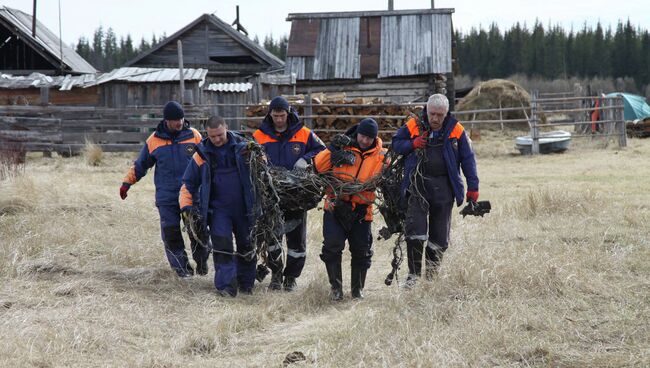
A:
412 135 427 149
466 191 479 203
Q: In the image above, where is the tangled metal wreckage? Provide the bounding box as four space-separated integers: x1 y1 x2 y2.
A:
185 137 490 286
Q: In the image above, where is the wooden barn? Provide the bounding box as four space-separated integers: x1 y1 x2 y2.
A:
0 6 96 75
124 13 284 82
284 8 457 106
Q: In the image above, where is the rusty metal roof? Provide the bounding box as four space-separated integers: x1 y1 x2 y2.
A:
0 6 97 74
0 67 208 90
94 67 208 86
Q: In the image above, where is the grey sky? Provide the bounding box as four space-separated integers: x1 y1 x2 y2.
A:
2 0 647 46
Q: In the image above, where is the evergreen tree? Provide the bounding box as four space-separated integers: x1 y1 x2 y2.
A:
103 27 118 70
91 26 104 69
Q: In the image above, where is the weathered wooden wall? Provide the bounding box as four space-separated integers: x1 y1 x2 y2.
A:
99 82 202 107
285 11 453 81
0 86 100 106
379 14 452 77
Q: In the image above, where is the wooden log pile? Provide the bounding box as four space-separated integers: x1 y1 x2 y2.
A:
626 117 650 138
245 93 423 144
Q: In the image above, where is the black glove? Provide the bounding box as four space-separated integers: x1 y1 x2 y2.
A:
330 134 353 150
330 150 356 167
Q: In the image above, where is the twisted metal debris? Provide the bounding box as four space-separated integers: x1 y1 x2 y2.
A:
183 125 431 284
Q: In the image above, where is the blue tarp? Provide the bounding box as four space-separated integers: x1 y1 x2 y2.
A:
606 93 650 121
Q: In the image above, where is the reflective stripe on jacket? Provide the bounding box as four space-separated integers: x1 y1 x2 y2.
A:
123 120 202 206
179 132 258 228
253 108 325 169
391 113 478 206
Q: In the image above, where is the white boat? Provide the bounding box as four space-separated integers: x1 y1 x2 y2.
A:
515 130 572 154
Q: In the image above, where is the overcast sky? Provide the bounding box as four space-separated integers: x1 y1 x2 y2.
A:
2 0 648 46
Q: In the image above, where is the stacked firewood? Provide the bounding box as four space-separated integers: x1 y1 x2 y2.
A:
626 117 650 138
245 94 423 144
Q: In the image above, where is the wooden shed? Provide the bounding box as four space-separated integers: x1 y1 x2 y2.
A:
284 8 457 106
0 6 96 75
124 13 284 81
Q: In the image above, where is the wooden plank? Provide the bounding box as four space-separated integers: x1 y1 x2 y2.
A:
62 132 151 144
359 16 381 76
0 131 62 142
313 18 360 80
287 19 321 57
21 143 144 153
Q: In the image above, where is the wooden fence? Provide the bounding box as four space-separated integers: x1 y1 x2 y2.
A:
0 92 626 156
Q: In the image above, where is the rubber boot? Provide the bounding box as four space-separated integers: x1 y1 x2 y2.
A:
325 262 343 301
405 239 424 288
283 276 297 292
425 245 445 281
268 271 283 291
350 265 367 299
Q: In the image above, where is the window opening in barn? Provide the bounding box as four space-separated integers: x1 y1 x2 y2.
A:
209 55 259 64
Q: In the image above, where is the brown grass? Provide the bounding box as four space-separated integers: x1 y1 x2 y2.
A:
1 138 649 367
83 140 104 166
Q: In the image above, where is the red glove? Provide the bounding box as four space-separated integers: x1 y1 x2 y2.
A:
119 183 130 200
412 135 427 149
466 191 479 203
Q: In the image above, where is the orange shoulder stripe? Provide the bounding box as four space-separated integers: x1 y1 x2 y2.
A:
253 130 277 144
190 128 202 143
146 134 170 154
192 152 205 167
449 122 465 140
289 127 311 144
405 118 420 138
179 184 193 209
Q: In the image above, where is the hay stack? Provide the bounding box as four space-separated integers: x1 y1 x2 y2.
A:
456 79 538 130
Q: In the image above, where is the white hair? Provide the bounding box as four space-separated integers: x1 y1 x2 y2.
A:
427 94 449 112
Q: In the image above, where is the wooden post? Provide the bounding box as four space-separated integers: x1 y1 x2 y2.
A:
305 90 313 129
530 90 540 155
498 100 504 131
32 0 37 37
388 0 394 11
177 40 185 105
617 96 627 148
604 96 613 140
39 86 49 106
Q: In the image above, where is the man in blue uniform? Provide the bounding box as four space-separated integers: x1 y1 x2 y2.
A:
120 101 208 277
180 116 258 296
391 94 480 287
253 96 325 291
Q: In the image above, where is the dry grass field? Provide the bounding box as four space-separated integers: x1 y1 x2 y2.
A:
1 132 649 367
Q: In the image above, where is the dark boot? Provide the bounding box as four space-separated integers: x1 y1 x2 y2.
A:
425 245 445 281
406 239 424 277
325 262 343 301
405 239 424 289
350 265 367 299
195 259 209 276
283 276 297 292
268 271 283 291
